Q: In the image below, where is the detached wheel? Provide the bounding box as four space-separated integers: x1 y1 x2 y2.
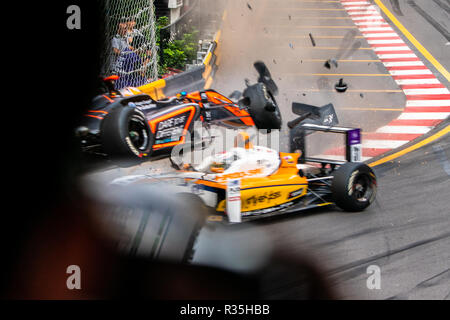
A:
331 162 377 212
243 83 282 130
101 105 154 166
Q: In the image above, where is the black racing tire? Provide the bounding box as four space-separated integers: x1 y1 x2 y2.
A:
101 105 154 166
331 162 377 212
243 83 282 130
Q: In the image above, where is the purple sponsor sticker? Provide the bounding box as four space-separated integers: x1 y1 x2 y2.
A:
348 129 361 145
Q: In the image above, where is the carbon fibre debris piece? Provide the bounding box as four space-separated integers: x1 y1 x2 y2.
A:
309 33 316 47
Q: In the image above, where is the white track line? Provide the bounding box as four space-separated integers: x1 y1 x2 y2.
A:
362 139 408 149
376 126 432 134
378 54 417 59
406 100 450 107
368 39 405 44
389 70 432 75
364 33 399 37
344 5 375 8
383 61 425 67
359 27 394 31
395 78 441 85
342 1 371 5
344 6 376 10
403 88 450 95
351 16 384 20
354 21 389 26
398 112 450 120
347 11 380 15
373 46 410 51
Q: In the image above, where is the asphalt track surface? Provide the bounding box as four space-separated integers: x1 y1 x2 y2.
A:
84 0 450 299
213 0 406 140
381 0 450 80
193 0 450 299
192 122 449 299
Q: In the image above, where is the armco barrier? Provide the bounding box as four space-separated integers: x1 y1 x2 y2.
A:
138 30 222 99
138 79 166 100
202 30 221 89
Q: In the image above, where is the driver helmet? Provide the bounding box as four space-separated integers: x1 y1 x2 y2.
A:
208 151 238 173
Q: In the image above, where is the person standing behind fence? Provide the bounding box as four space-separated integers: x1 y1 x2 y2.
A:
125 18 153 80
111 19 130 73
130 34 153 81
126 18 144 39
114 35 146 89
109 18 144 89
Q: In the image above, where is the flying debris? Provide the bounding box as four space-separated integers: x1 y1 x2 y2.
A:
309 33 316 47
324 58 338 69
335 78 348 93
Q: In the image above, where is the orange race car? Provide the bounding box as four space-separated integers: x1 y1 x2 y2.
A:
76 62 282 166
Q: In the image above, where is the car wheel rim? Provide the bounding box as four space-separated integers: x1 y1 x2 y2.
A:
128 116 149 151
353 174 374 203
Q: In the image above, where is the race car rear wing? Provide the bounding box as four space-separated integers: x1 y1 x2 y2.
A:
290 123 362 165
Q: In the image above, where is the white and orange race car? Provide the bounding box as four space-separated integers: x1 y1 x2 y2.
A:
111 105 377 223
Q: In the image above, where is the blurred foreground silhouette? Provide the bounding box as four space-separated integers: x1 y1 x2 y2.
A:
2 0 337 300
